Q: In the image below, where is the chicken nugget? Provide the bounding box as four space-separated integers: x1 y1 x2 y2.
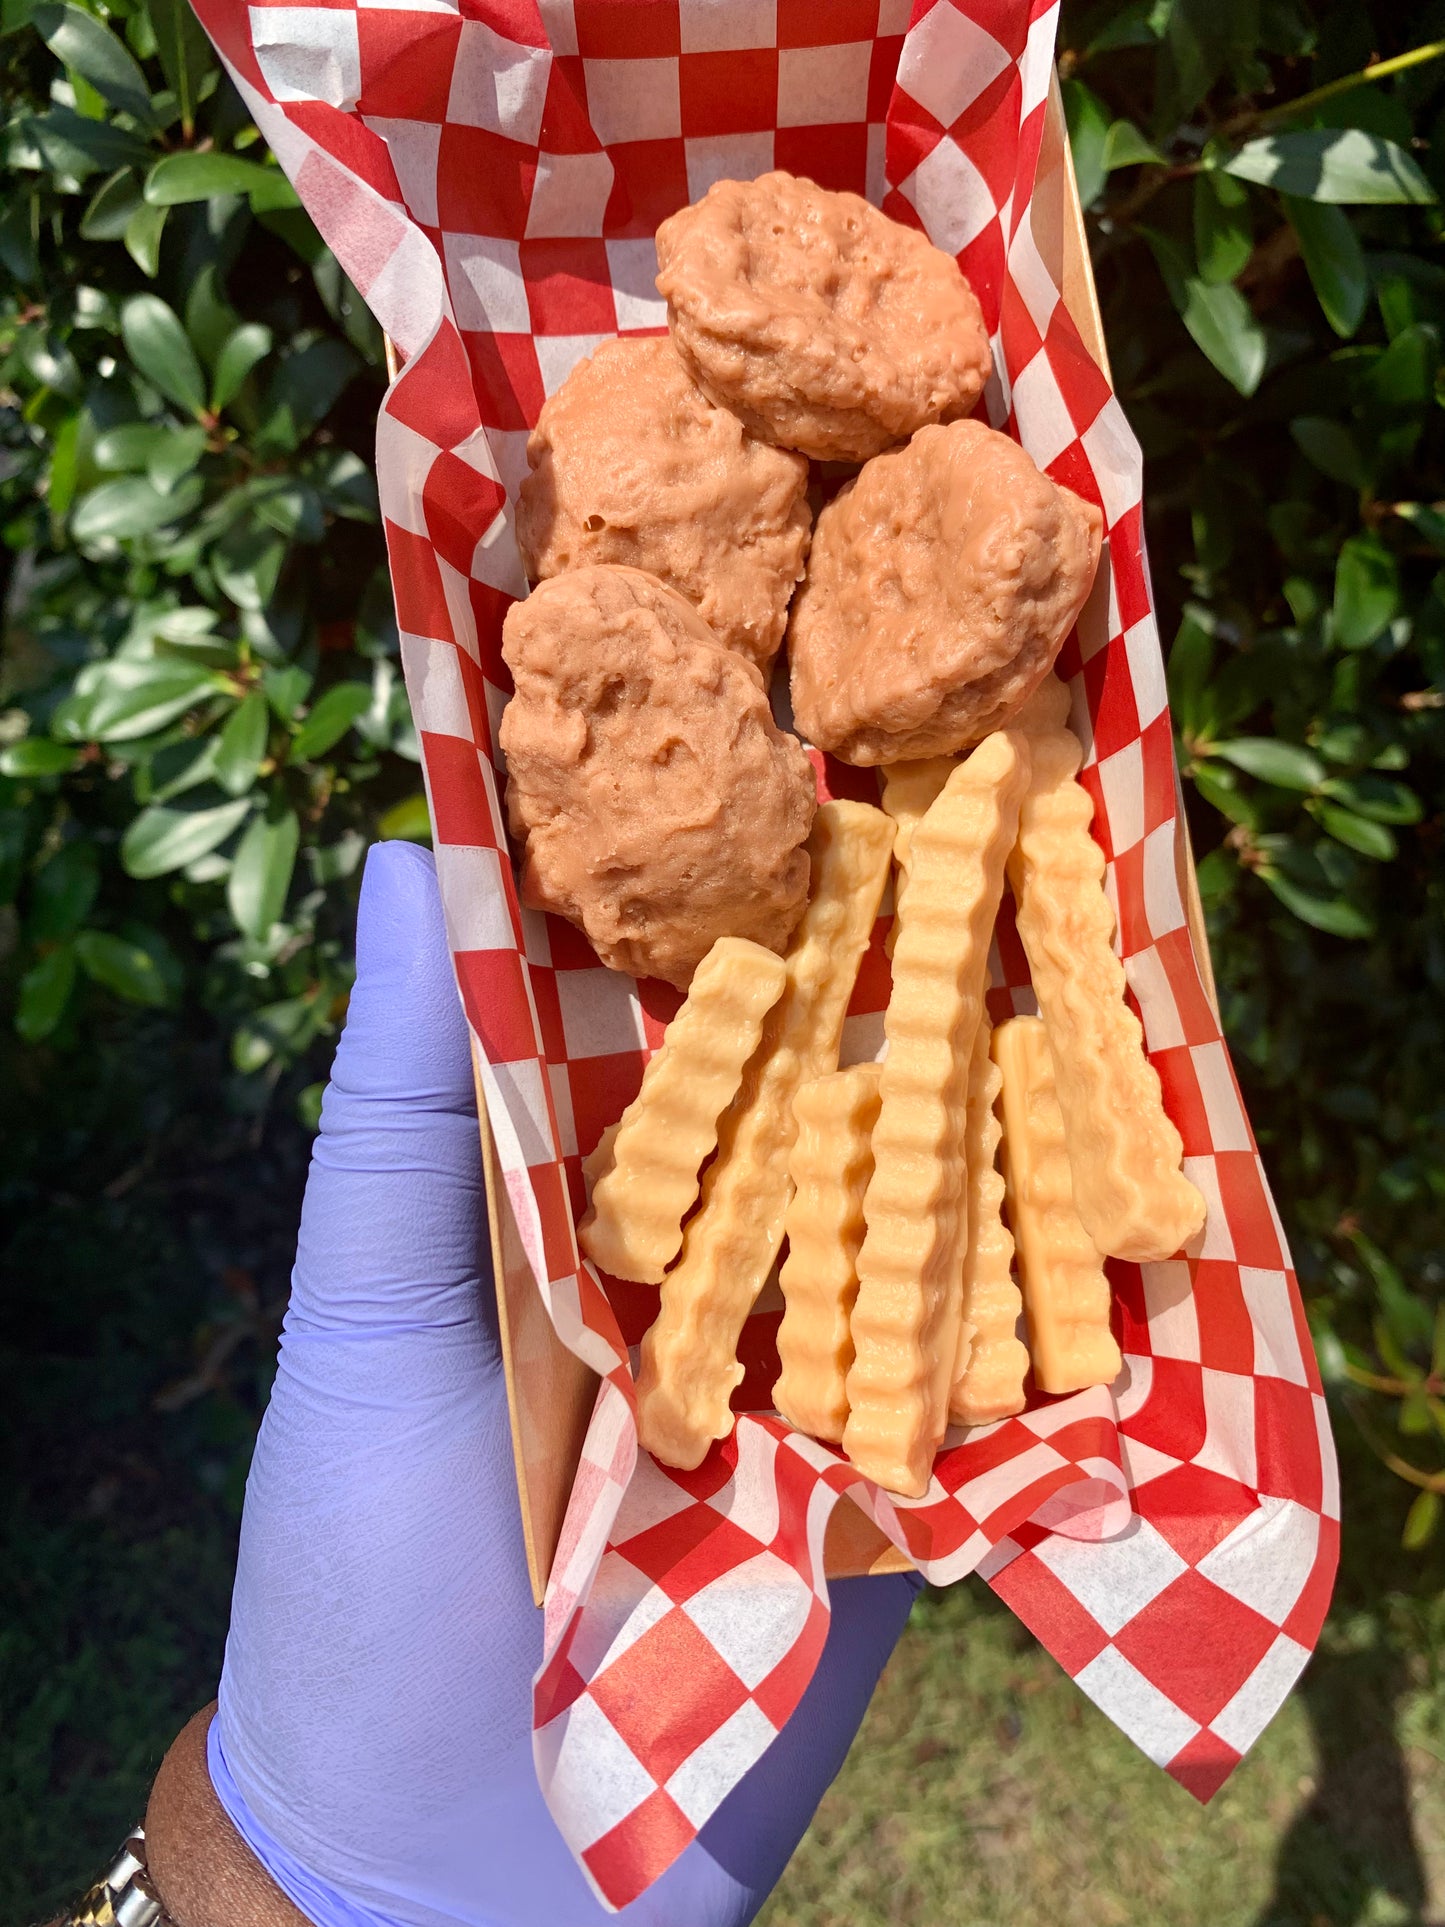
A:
789 420 1103 765
515 336 811 675
499 565 816 988
655 171 991 463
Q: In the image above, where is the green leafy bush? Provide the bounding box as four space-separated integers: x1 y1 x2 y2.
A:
1063 2 1445 1536
2 0 1445 1535
0 0 425 1114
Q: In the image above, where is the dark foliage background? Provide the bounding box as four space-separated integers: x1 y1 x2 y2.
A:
2 0 1444 1913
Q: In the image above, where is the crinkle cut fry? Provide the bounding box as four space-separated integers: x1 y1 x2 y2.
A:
1007 726 1206 1262
948 1010 1028 1425
773 1062 884 1444
843 731 1031 1498
879 756 954 958
579 938 787 1284
635 800 896 1470
992 1016 1121 1395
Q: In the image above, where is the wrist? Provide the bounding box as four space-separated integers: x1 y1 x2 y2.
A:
144 1708 310 1927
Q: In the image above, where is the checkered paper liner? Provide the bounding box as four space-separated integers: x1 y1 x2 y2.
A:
192 0 1339 1905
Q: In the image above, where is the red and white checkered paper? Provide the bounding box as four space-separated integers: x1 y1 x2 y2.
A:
193 0 1339 1905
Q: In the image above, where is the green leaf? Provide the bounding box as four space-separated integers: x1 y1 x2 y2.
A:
144 0 213 136
1193 170 1253 284
211 322 273 411
1291 415 1368 488
211 521 288 612
1063 77 1111 208
80 166 142 241
120 293 206 417
29 839 98 941
74 928 170 1005
1144 229 1266 395
93 423 169 472
290 682 373 762
227 798 299 938
1332 535 1400 649
71 474 199 541
121 796 252 878
379 792 431 842
1223 128 1437 205
9 106 151 180
185 264 240 369
261 662 313 722
1393 501 1445 552
78 659 218 741
1282 196 1367 338
144 150 298 210
1259 867 1374 938
148 422 206 492
1312 800 1397 861
1318 774 1423 825
16 943 76 1042
256 337 359 455
1167 610 1215 735
0 738 79 777
123 199 166 277
1363 322 1439 412
215 690 269 795
33 3 156 126
1403 1490 1440 1552
1103 119 1164 170
1212 736 1326 789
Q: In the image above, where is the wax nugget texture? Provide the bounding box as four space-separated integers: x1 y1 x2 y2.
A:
948 1011 1028 1426
844 732 1031 1498
515 336 811 674
580 938 786 1285
789 420 1103 764
1008 724 1207 1261
773 1062 884 1445
655 171 991 463
636 801 895 1470
499 565 816 989
993 1016 1121 1396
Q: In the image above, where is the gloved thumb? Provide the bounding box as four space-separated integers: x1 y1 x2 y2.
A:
287 840 489 1338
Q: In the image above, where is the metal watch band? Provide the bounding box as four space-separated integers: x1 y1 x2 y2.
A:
66 1827 172 1927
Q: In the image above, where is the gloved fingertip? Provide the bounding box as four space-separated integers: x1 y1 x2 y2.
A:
325 839 475 1115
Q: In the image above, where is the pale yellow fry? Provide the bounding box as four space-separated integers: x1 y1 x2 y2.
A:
993 1016 1121 1394
636 800 896 1469
880 757 955 958
843 732 1031 1498
773 1063 883 1444
1008 727 1206 1261
948 1010 1028 1426
579 938 787 1284
1013 673 1072 735
582 1122 619 1193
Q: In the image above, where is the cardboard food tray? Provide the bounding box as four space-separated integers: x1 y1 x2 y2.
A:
460 73 1223 1607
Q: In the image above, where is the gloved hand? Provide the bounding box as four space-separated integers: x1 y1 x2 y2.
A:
212 841 918 1927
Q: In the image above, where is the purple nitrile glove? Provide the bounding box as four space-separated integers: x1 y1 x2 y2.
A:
212 841 918 1927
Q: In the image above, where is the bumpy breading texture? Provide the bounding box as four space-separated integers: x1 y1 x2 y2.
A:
579 937 786 1284
993 1016 1121 1396
789 420 1104 765
499 565 816 989
1007 725 1207 1261
514 336 811 674
655 171 992 463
